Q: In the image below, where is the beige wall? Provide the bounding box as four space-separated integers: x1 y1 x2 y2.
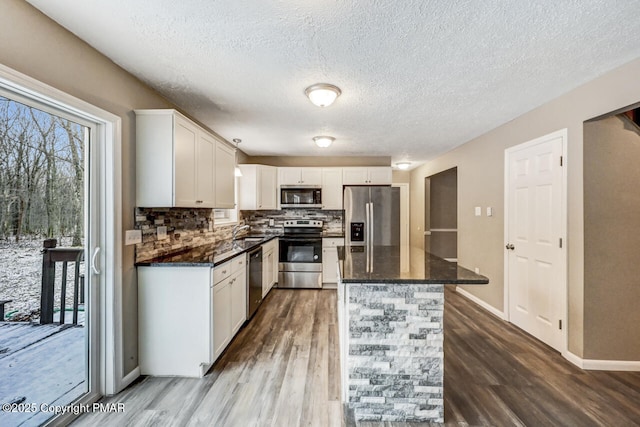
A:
584 115 640 360
411 58 640 359
0 0 175 375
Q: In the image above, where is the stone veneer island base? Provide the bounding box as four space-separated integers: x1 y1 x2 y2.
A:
337 246 488 422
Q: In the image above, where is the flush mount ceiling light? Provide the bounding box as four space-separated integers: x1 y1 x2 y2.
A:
304 83 342 107
313 136 335 148
396 162 411 170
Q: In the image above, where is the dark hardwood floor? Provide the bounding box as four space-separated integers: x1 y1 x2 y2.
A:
72 287 640 427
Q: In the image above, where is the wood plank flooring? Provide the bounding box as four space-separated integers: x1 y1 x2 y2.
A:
72 287 640 427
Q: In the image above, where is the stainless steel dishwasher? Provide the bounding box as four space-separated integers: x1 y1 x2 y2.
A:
247 246 263 319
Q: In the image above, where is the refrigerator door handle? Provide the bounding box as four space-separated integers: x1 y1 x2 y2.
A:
365 202 371 273
369 202 374 247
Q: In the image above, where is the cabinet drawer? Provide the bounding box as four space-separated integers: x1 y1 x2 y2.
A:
322 238 344 248
231 254 246 274
213 261 232 284
262 238 278 253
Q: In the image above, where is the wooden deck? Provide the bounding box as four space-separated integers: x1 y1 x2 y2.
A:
0 322 86 427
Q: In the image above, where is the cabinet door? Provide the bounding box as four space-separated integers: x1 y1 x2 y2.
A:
230 270 246 335
262 249 271 298
322 247 339 284
213 279 231 359
278 167 302 185
322 168 343 209
196 132 216 207
300 168 322 185
271 239 279 287
215 141 236 208
258 166 277 209
367 167 392 185
174 115 198 206
342 167 369 185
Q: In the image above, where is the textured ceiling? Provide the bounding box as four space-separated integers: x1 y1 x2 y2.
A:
26 0 640 168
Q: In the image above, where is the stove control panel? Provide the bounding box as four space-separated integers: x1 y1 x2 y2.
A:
283 220 323 228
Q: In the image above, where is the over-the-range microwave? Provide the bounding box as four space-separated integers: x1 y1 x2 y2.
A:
280 185 322 209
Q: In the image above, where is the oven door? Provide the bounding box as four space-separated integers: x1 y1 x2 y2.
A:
278 237 323 288
279 237 322 265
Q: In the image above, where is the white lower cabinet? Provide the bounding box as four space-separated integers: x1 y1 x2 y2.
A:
322 238 344 284
212 276 232 358
138 253 247 378
262 238 278 297
138 266 214 377
213 254 247 360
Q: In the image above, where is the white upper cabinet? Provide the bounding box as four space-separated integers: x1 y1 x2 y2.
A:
214 141 236 209
195 131 216 207
136 109 234 208
321 168 343 209
278 167 322 186
238 164 278 210
342 167 392 185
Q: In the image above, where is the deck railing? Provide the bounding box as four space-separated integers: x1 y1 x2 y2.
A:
40 239 84 325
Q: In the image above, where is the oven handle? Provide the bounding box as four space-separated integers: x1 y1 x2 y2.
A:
280 237 323 242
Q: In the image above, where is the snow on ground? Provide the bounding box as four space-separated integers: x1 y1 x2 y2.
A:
0 237 83 321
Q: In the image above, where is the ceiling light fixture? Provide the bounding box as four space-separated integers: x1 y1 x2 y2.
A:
304 83 341 107
233 138 243 177
313 136 335 148
396 162 411 170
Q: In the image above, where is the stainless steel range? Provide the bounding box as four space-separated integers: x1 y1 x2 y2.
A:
278 220 323 289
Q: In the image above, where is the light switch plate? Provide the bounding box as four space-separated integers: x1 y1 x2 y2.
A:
157 226 168 240
486 207 493 217
474 206 482 216
125 230 142 245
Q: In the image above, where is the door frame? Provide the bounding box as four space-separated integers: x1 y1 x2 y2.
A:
392 183 410 272
503 128 568 353
0 64 125 400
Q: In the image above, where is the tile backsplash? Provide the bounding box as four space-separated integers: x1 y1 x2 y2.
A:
134 207 344 262
240 209 343 234
134 208 241 262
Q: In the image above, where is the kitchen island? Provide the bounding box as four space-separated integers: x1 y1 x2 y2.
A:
337 245 488 423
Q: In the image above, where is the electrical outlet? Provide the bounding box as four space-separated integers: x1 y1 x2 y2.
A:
269 219 275 227
125 230 142 245
475 267 480 274
474 206 482 216
486 207 493 217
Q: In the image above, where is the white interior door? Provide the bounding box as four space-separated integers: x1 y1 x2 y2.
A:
505 129 566 352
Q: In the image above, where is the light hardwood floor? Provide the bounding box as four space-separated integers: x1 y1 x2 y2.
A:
71 287 640 427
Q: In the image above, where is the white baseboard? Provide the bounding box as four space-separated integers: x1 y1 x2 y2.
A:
454 287 640 372
564 351 640 371
454 286 506 320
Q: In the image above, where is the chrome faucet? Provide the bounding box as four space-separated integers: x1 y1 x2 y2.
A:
232 224 250 242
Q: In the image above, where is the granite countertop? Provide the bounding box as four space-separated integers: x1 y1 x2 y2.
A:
136 235 279 267
338 245 489 284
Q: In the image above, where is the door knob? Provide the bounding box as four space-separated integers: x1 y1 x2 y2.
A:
505 244 515 250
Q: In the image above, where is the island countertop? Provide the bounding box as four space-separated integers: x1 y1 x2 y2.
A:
338 245 489 284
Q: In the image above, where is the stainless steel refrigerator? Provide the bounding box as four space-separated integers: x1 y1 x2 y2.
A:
344 186 400 246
